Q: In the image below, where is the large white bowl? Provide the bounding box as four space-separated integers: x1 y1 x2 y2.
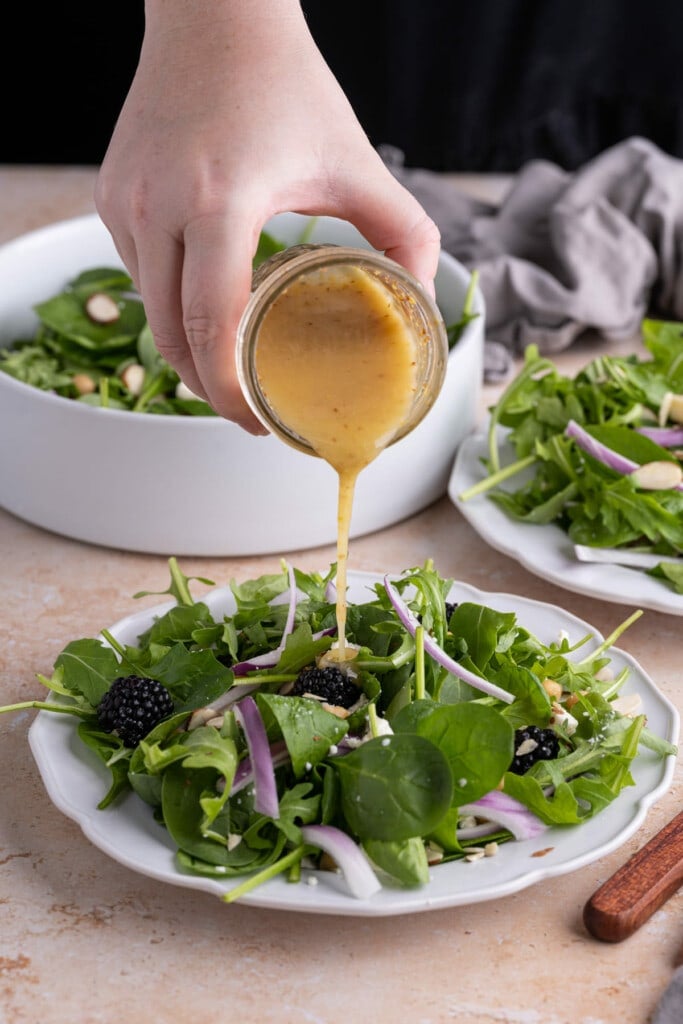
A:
0 212 484 555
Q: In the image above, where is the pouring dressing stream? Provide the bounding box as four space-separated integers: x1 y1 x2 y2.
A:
237 245 448 664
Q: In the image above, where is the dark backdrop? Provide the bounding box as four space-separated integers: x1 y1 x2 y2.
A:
4 1 683 171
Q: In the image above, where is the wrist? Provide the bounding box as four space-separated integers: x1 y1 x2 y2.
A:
144 0 304 35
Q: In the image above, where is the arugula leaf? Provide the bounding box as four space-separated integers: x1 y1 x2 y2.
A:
256 693 348 776
460 326 683 585
54 639 122 706
647 560 683 593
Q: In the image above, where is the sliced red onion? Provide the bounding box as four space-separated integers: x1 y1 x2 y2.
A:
233 696 280 819
325 578 337 603
458 791 547 841
383 576 515 704
232 626 337 678
230 740 290 796
300 824 382 900
565 419 639 475
211 681 258 711
636 425 683 447
566 419 683 492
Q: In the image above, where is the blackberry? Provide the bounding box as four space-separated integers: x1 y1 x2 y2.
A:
97 675 174 747
291 665 359 709
509 725 560 775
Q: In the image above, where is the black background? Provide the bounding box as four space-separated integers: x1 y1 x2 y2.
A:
4 1 683 171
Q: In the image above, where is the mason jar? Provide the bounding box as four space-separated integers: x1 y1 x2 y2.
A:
235 243 448 458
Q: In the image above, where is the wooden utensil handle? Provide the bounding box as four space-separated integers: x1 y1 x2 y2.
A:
584 810 683 943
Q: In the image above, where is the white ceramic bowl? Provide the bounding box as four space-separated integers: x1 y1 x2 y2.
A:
0 212 484 555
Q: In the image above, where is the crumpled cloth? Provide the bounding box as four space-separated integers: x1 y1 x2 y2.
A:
652 967 683 1024
380 137 683 380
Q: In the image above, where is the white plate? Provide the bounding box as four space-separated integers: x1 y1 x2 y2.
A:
29 571 679 917
449 427 683 616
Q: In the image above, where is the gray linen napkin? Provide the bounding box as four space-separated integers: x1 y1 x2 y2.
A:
652 966 683 1024
380 137 683 381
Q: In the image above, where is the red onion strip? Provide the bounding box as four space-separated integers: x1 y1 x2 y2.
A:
300 824 382 900
636 425 683 447
565 419 639 474
566 419 683 491
230 740 290 796
232 625 336 678
458 791 547 841
233 696 280 819
383 576 515 704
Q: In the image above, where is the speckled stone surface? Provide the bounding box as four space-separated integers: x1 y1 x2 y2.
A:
0 167 680 1024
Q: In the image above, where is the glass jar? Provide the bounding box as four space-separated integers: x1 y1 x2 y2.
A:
235 244 448 457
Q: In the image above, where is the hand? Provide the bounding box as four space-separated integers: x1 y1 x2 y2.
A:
95 0 440 430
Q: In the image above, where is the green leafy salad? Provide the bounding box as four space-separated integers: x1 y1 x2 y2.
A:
0 230 477 416
0 230 287 415
459 320 683 593
2 560 674 902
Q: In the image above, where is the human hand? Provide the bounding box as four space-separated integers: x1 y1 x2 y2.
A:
95 0 440 430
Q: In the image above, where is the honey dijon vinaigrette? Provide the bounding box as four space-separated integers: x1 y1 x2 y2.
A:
254 264 418 656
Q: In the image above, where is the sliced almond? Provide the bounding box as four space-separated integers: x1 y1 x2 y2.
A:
594 667 614 682
321 702 351 719
515 737 538 757
630 460 683 490
188 707 218 731
425 842 444 865
542 678 563 700
611 693 643 718
72 373 96 395
668 394 683 424
658 392 673 427
121 363 146 397
85 291 120 324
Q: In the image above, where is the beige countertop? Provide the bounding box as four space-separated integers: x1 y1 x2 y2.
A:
0 167 680 1024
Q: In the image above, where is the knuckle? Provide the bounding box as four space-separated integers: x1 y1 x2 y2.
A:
409 209 441 249
183 313 222 355
419 213 442 247
146 325 187 365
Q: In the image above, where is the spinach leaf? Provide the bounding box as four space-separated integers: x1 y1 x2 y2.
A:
415 703 514 804
363 835 430 887
334 734 452 840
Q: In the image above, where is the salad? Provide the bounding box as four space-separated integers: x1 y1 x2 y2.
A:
458 320 683 593
2 560 675 903
0 230 287 415
0 229 477 416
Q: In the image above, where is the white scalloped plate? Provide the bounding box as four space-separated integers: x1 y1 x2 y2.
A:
449 427 683 616
29 571 678 916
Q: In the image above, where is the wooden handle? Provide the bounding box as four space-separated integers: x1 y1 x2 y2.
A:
583 810 683 943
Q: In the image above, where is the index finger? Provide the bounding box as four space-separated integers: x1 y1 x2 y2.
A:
182 212 265 431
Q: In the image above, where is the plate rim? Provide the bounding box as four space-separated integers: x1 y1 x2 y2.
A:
28 569 679 916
